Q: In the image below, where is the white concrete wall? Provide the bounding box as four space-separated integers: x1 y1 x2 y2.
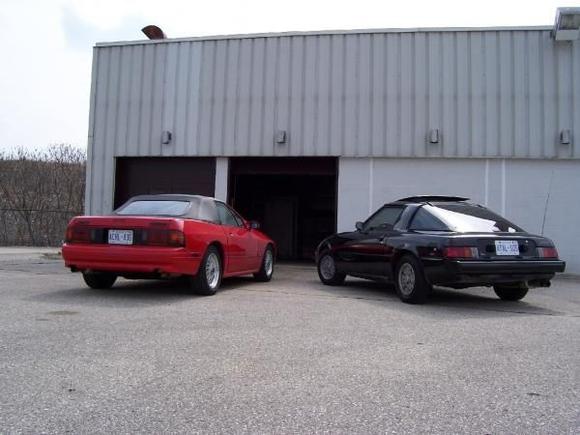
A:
338 157 580 274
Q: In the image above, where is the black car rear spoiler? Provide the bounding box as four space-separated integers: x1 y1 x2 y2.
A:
396 195 469 203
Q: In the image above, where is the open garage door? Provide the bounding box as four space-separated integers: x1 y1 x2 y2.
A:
114 157 216 208
229 158 337 261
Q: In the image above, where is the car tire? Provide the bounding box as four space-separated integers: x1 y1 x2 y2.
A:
493 283 529 301
190 246 222 296
395 255 431 304
317 253 346 286
254 245 274 282
82 272 117 289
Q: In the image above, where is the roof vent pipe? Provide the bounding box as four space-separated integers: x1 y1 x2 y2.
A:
142 25 167 40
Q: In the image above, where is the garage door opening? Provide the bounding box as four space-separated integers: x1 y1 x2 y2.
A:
114 157 216 208
229 158 337 261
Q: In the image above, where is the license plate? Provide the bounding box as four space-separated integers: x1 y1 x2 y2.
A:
108 229 133 245
495 240 519 256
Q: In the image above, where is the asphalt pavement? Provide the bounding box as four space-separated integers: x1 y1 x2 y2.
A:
0 249 579 433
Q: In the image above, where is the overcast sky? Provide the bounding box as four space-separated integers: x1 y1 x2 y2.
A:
0 0 571 152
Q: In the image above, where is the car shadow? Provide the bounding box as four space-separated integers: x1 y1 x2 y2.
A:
311 278 564 317
28 279 189 307
218 276 260 291
27 275 260 308
427 287 563 317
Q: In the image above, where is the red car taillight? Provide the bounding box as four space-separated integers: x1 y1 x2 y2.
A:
65 225 91 244
444 246 479 259
537 247 558 259
167 230 185 247
142 229 185 247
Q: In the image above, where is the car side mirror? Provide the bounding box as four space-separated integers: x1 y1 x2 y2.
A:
249 220 260 230
355 221 364 231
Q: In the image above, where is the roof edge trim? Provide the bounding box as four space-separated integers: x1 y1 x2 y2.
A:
95 25 553 48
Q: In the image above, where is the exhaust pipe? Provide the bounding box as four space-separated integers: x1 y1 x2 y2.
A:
528 279 551 288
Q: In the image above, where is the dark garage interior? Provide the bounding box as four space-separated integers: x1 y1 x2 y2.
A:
229 158 337 261
114 157 216 208
113 156 337 261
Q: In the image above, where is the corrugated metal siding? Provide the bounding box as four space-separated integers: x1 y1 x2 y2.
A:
87 29 580 212
90 29 579 159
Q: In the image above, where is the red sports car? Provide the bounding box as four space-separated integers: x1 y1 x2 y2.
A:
62 194 275 295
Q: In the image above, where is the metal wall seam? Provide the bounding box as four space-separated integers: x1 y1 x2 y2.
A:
574 40 580 158
262 37 276 157
173 42 188 156
542 34 556 158
246 38 256 156
470 32 482 157
161 42 177 157
91 48 109 213
385 33 398 156
528 32 541 158
557 41 573 158
115 46 130 157
103 46 122 211
85 47 99 214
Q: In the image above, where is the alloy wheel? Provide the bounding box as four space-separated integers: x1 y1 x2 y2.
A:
205 253 220 289
319 255 336 280
264 249 274 276
398 262 416 296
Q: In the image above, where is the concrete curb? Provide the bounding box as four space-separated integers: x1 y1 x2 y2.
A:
0 247 61 256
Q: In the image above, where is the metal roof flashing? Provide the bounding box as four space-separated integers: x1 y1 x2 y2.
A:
95 25 553 48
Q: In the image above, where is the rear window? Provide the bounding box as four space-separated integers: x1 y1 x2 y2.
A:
426 203 523 233
409 208 449 231
116 200 191 216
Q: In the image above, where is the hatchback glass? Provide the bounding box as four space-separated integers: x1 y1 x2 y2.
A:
426 203 523 233
116 200 191 216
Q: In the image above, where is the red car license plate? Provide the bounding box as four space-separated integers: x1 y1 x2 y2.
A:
108 229 133 245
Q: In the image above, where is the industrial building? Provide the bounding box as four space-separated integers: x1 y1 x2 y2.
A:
86 8 580 271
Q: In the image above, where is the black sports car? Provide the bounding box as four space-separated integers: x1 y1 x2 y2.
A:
315 196 566 304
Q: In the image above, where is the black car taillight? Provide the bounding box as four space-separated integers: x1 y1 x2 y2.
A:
537 247 558 259
444 246 479 259
142 229 185 247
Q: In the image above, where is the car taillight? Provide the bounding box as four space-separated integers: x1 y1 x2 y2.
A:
167 230 185 247
65 225 91 244
444 246 479 259
537 247 558 258
143 229 185 247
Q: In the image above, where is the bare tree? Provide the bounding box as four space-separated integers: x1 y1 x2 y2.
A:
0 144 86 246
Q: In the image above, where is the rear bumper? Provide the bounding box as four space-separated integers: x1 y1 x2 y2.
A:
425 259 566 286
62 243 201 276
453 260 565 274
